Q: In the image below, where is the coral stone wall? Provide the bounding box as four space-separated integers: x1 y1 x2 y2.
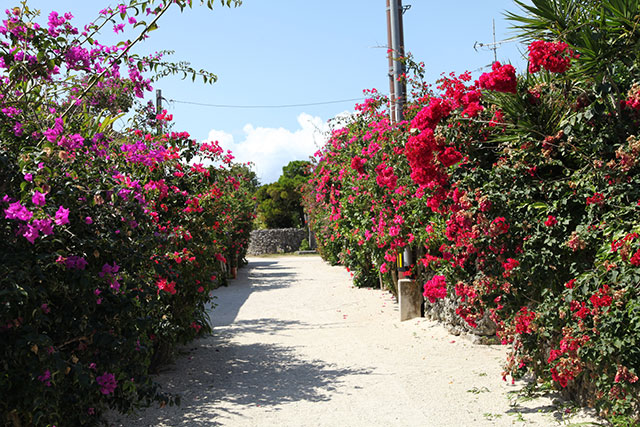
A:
247 228 307 255
423 296 497 343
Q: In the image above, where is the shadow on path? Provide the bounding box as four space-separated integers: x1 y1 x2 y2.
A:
116 258 372 426
209 259 298 326
128 319 371 426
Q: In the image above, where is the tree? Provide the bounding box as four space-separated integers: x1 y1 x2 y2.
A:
255 160 310 229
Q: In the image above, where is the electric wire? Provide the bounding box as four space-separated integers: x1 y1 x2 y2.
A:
166 97 369 109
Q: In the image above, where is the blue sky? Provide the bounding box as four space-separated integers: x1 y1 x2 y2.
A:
23 0 530 183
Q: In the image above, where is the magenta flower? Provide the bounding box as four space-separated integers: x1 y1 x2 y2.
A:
24 173 33 182
85 216 93 225
64 256 88 270
38 370 52 387
32 190 46 206
23 224 39 244
34 218 54 235
54 205 69 225
99 262 120 277
4 201 32 221
96 372 117 395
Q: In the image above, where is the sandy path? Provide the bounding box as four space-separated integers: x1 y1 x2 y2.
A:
108 255 600 426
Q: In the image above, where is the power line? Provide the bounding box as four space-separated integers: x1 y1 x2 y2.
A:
167 97 368 109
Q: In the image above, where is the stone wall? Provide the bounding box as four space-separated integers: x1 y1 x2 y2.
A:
423 295 497 343
247 228 307 255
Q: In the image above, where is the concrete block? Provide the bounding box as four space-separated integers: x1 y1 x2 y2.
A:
398 278 422 321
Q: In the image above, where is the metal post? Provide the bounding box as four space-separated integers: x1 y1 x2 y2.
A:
389 0 406 123
156 89 162 134
386 0 396 123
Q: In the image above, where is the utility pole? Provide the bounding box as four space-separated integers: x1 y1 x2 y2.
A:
387 0 407 124
156 89 163 114
156 89 162 134
387 1 420 320
386 0 396 123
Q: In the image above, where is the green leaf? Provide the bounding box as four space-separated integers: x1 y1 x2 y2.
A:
530 202 548 210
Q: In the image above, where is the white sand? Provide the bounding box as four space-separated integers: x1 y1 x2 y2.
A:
108 255 601 426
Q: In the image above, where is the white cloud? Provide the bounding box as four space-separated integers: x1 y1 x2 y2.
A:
204 113 329 184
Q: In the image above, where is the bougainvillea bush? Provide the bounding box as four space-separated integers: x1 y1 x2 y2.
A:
306 0 639 421
0 1 253 425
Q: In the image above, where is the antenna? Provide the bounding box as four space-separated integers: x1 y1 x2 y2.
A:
473 19 515 64
493 18 497 63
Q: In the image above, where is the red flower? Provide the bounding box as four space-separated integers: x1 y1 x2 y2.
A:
544 215 557 227
586 192 605 206
461 101 483 118
491 217 510 234
423 275 447 303
350 156 366 174
630 250 640 266
488 109 505 127
590 286 612 309
528 40 576 74
375 163 398 190
437 147 463 167
410 98 452 131
478 61 517 94
502 258 519 278
514 306 536 334
156 277 176 295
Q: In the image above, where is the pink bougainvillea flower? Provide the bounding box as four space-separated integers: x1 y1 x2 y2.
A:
32 190 46 206
64 256 88 270
33 218 54 236
38 370 52 387
54 205 69 225
22 224 39 244
96 372 117 395
4 201 32 221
